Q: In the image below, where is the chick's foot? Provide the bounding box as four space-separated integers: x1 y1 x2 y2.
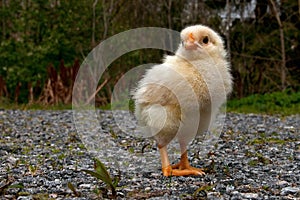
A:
162 164 205 176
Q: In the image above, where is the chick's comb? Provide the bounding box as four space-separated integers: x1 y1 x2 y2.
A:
188 33 195 42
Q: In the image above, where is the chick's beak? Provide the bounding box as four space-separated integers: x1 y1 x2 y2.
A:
183 33 198 50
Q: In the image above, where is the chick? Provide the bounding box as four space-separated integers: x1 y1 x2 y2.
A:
132 25 232 176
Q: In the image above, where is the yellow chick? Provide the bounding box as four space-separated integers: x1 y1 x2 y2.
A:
132 25 233 176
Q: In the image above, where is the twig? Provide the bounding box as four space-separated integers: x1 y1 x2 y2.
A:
84 79 108 106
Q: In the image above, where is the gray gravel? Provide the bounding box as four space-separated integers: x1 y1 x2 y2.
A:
0 109 299 199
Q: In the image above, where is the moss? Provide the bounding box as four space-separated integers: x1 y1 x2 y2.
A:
248 159 259 166
248 137 287 145
51 148 61 154
247 152 272 166
17 191 30 196
266 138 286 144
248 138 266 145
32 193 52 200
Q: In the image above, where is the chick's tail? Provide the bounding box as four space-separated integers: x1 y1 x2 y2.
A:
135 103 181 147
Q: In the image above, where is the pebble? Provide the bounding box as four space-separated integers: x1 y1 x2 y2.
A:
280 187 300 195
17 196 32 200
226 185 235 193
207 192 223 200
241 193 259 199
7 155 18 163
276 180 289 187
257 124 265 132
79 183 92 189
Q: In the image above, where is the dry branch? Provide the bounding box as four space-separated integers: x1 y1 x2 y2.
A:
84 78 108 106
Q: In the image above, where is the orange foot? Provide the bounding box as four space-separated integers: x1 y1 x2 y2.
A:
162 164 205 176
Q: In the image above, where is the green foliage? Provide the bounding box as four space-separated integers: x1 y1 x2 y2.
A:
82 158 120 199
0 1 93 103
227 90 300 116
0 1 299 105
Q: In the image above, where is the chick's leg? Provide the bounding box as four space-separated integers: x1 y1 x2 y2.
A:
159 146 172 176
159 146 205 176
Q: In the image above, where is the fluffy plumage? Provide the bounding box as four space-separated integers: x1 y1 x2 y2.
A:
132 25 233 176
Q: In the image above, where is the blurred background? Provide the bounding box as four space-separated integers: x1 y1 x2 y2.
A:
0 0 299 113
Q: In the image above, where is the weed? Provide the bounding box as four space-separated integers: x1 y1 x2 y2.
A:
82 158 120 199
28 164 38 175
52 148 61 154
109 126 117 139
167 174 173 188
204 159 216 174
262 185 270 191
0 181 24 196
58 153 66 160
128 147 134 153
248 159 259 166
67 182 81 197
78 143 85 150
22 146 32 154
193 184 215 198
223 165 231 177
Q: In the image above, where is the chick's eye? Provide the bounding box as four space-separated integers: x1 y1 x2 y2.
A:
202 36 209 44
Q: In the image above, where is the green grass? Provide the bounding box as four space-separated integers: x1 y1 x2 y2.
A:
1 91 299 116
227 90 300 116
0 101 73 110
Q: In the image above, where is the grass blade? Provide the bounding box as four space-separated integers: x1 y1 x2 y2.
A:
94 159 112 183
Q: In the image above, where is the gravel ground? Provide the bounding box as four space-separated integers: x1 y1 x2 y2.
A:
0 109 299 199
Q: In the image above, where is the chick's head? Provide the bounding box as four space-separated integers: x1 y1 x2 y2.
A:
177 25 227 61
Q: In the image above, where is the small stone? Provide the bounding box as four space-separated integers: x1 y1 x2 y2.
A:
151 173 161 178
231 191 240 196
207 192 223 200
257 124 265 132
54 179 61 185
79 183 92 188
117 191 125 197
284 126 294 130
276 180 289 187
0 150 8 156
145 186 151 191
241 193 259 199
226 185 235 193
7 156 18 164
49 194 58 198
17 196 32 200
280 187 300 195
